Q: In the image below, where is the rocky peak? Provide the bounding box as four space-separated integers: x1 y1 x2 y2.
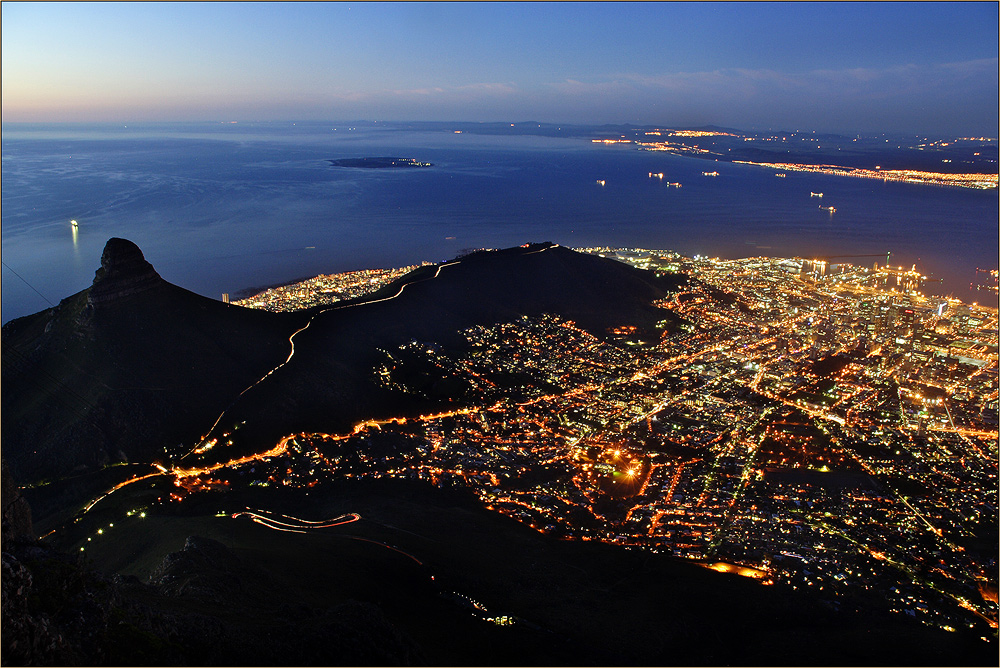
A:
148 536 245 602
87 238 162 306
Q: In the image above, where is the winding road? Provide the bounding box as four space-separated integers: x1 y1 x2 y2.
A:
72 246 559 519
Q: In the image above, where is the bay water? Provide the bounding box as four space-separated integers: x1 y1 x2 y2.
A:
2 121 997 323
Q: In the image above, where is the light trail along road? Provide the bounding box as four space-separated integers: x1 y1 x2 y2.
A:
231 507 425 566
188 256 467 457
230 508 360 533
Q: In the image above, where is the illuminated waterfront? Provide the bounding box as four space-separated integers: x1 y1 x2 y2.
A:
731 160 999 190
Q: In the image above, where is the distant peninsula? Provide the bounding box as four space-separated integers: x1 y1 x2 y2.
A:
328 156 433 168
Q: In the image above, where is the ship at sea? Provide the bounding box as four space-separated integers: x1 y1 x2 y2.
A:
811 192 823 197
702 171 719 177
819 205 836 212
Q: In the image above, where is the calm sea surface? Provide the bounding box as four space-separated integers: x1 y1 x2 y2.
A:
2 121 997 322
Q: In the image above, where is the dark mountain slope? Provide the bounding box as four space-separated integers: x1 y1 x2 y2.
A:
2 239 306 483
194 243 685 461
4 239 682 483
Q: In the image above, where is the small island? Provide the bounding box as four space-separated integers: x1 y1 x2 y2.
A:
328 156 433 168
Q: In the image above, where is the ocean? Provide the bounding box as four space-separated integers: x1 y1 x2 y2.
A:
2 121 997 323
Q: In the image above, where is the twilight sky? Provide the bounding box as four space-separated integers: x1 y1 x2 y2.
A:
2 1 997 134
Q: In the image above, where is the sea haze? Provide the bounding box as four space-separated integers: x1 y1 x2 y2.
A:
2 121 997 322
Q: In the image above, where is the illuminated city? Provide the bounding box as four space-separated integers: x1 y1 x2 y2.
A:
74 247 997 643
232 264 427 311
731 161 999 190
3 2 996 663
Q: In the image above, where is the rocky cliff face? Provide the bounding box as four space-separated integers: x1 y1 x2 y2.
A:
2 458 34 546
148 535 247 603
86 237 163 306
2 459 130 665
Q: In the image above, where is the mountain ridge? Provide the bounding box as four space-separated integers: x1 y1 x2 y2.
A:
2 239 306 482
3 239 683 483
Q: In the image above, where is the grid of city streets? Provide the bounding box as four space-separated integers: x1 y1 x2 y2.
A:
225 248 998 640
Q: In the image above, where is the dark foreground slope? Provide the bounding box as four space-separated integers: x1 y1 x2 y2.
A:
8 471 994 667
2 239 306 482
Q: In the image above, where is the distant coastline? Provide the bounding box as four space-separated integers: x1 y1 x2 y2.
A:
590 128 1000 191
328 156 433 169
